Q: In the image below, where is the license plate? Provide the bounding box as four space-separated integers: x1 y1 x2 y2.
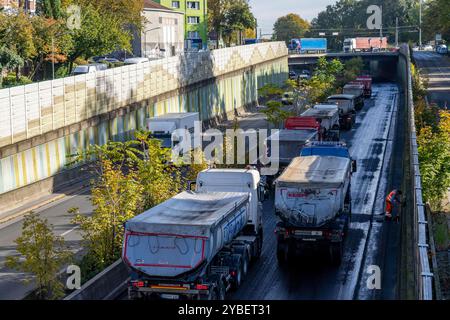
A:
161 294 179 300
294 230 322 236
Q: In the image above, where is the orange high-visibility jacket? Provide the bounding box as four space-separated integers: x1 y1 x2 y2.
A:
386 190 399 202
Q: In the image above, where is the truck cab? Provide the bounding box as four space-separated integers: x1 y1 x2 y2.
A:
343 83 365 110
300 141 357 172
147 112 199 151
196 169 264 237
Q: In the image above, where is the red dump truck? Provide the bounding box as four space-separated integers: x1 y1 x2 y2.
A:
354 76 373 98
344 37 388 52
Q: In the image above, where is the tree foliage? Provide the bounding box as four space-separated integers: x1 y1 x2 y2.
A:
208 0 256 46
6 212 72 300
417 111 450 210
304 57 344 103
69 131 207 272
273 13 310 43
311 0 421 50
423 0 450 42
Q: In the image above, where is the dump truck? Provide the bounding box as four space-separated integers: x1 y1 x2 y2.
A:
123 168 264 300
274 142 356 265
326 95 357 130
274 156 352 265
343 83 365 110
289 38 327 54
300 105 340 141
343 37 388 52
354 76 373 98
267 122 319 170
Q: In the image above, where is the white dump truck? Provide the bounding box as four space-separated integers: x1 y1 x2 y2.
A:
147 112 199 149
343 83 365 110
122 168 264 300
274 153 355 265
300 104 340 141
326 94 357 130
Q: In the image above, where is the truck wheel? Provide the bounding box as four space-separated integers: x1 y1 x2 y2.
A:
329 242 343 266
242 252 249 277
276 241 286 265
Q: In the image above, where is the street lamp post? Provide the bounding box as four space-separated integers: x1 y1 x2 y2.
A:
419 0 423 48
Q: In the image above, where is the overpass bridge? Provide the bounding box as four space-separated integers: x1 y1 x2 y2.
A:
289 51 401 82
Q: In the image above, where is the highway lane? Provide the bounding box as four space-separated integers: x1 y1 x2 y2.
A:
1 84 400 300
0 189 92 299
413 51 450 109
229 83 399 300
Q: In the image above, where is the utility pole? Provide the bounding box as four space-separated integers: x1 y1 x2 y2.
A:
419 0 423 48
395 17 399 47
379 5 383 39
52 37 55 80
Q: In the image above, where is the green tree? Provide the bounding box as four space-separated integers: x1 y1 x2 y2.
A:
223 0 256 46
311 0 421 50
73 159 144 270
0 46 24 88
208 0 233 48
337 57 364 88
423 0 450 43
261 100 293 128
305 57 343 103
0 10 37 80
6 212 72 300
64 3 134 72
38 0 62 19
417 111 450 210
273 13 310 43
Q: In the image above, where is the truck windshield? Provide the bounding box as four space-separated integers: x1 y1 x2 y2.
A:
300 147 350 158
150 133 172 148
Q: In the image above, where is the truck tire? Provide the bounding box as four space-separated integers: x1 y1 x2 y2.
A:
254 228 263 259
231 254 243 290
329 242 343 266
242 251 249 277
276 240 287 265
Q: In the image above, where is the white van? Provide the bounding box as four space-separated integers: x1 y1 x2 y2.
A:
123 57 150 65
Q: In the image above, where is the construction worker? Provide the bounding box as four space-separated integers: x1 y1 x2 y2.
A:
385 189 403 221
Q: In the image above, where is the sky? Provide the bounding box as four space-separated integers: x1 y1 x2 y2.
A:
249 0 338 36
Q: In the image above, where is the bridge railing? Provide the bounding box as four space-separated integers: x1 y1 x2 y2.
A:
404 46 434 300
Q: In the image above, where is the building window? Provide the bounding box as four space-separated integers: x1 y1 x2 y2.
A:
187 1 200 10
187 16 200 24
171 1 180 8
187 31 200 39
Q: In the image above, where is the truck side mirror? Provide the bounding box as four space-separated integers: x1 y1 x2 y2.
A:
352 160 357 173
187 180 197 192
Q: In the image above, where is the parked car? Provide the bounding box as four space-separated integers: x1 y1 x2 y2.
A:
98 58 120 64
298 70 311 81
123 57 150 65
71 63 107 76
289 71 297 80
423 45 434 51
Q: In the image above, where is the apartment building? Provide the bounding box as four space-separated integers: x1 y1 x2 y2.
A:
133 0 185 58
0 0 36 13
155 0 208 50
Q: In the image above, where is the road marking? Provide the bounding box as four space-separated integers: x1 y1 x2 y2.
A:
60 226 79 237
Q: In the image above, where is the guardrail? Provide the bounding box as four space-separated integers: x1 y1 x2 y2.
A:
405 46 434 300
